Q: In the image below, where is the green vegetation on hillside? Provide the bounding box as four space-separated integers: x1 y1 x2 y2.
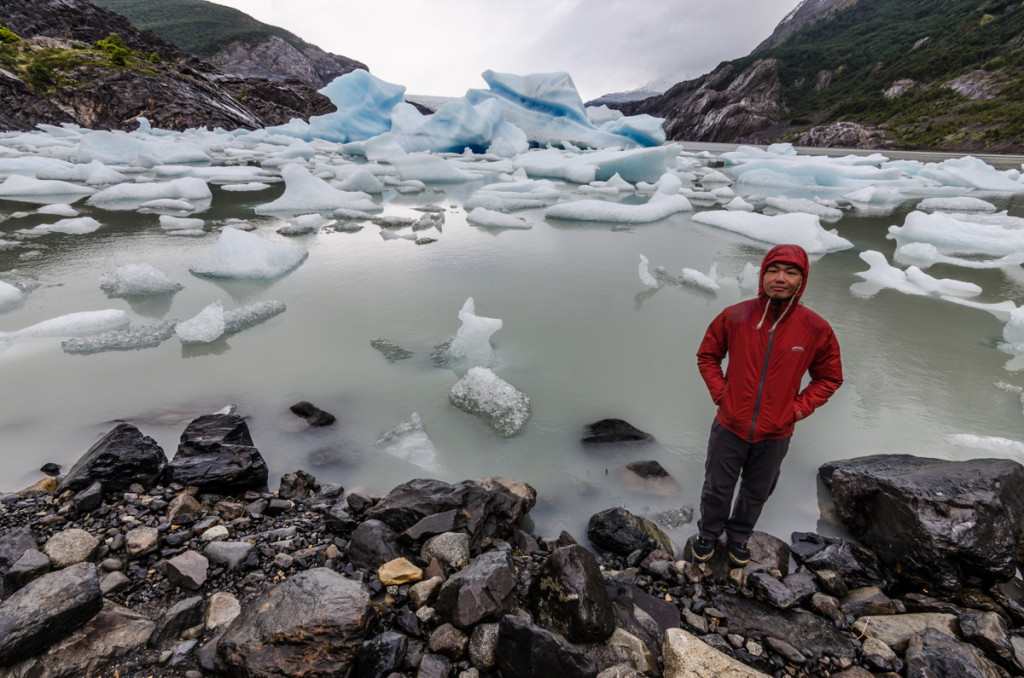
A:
0 24 162 91
92 0 311 58
723 0 1024 149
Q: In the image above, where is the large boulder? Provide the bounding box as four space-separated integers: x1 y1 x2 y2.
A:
365 477 536 548
529 544 615 643
166 414 268 493
56 423 166 494
434 551 519 629
216 567 376 676
496 614 598 678
586 507 675 559
820 455 1024 593
0 562 103 666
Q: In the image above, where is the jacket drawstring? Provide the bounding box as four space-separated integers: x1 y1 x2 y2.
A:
755 296 796 331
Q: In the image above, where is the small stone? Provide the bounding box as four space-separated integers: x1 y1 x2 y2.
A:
200 525 229 542
206 591 241 630
378 557 423 586
125 527 160 559
100 570 132 594
410 576 443 608
20 477 57 497
43 528 99 568
164 550 209 590
167 493 205 526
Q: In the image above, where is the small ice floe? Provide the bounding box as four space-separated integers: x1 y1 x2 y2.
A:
99 262 182 297
375 412 439 470
449 366 531 437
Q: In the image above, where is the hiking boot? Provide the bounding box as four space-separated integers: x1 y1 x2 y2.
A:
728 541 750 566
691 536 715 562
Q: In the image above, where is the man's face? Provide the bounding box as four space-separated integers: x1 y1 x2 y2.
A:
762 262 803 300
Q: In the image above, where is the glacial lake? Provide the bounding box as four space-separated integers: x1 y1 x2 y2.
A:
2 141 1023 550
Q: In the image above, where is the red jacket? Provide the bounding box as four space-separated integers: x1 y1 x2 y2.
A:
697 244 843 442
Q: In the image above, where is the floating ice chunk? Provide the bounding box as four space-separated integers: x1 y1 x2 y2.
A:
221 182 271 192
389 153 478 183
436 297 503 369
681 266 721 291
943 296 1019 321
100 263 182 297
0 280 25 313
545 172 692 223
375 412 439 470
467 207 531 229
87 177 212 210
5 309 130 340
638 254 659 289
764 197 843 222
159 215 204 231
586 105 623 125
36 160 129 186
20 217 102 235
738 262 760 291
335 169 384 193
223 300 286 335
517 146 674 185
599 113 666 147
947 434 1024 456
725 196 755 212
138 198 200 215
176 300 225 344
888 210 1024 257
691 211 853 254
449 366 531 437
62 320 177 354
0 175 95 204
917 156 1024 192
37 203 78 217
894 241 1024 270
77 130 210 165
844 186 905 205
916 196 997 213
851 250 982 299
189 227 308 279
464 178 563 212
279 213 333 235
255 164 380 215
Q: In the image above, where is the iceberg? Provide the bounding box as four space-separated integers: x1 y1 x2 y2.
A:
888 210 1024 257
189 227 308 279
375 412 439 470
19 217 102 235
99 263 183 297
851 250 983 299
0 175 95 204
2 309 130 342
0 280 25 313
87 177 212 210
255 164 380 215
691 210 853 255
467 207 531 229
449 366 531 437
545 173 692 223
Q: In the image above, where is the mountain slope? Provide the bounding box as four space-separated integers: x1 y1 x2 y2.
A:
92 0 366 88
0 0 337 132
621 0 1024 152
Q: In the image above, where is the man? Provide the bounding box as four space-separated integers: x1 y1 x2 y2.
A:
692 244 843 566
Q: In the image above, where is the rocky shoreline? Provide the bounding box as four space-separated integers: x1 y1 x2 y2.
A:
2 410 1024 677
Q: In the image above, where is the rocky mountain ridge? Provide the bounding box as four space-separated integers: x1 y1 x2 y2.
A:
0 0 347 132
92 0 367 89
620 0 1024 152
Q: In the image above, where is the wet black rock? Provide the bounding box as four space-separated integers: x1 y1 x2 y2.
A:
530 544 615 643
56 423 167 495
791 531 896 592
586 507 675 559
581 419 655 445
496 614 599 678
820 455 1024 594
290 401 337 427
166 414 268 493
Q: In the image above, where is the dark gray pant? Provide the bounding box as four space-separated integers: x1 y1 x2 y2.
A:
697 419 791 544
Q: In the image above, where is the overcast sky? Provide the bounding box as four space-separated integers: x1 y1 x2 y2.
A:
209 0 801 101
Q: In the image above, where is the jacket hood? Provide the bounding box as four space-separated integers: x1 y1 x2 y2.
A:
759 244 810 302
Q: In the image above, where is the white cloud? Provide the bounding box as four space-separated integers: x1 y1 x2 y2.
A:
209 0 799 100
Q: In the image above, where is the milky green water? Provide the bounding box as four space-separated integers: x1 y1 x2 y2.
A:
2 147 1023 549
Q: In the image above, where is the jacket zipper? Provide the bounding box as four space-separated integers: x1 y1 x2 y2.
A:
748 316 776 442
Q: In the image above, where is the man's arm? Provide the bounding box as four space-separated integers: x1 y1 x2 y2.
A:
696 313 728 404
794 328 842 419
